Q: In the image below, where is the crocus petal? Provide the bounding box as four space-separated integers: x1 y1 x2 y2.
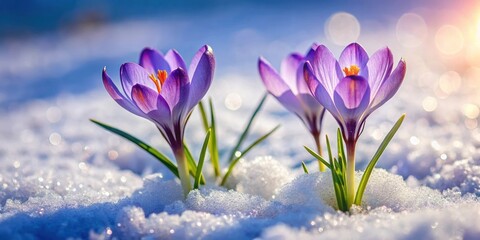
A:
102 68 145 117
259 57 304 115
120 63 157 99
297 93 324 111
369 59 406 111
366 47 393 98
161 68 190 114
312 45 344 95
259 57 291 97
339 43 369 69
304 62 342 121
131 84 159 114
146 95 172 126
304 43 319 63
188 45 215 109
131 84 173 126
280 53 303 94
139 48 171 74
165 49 187 72
296 45 319 95
333 75 371 121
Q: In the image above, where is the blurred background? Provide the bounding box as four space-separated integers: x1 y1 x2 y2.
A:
1 0 480 110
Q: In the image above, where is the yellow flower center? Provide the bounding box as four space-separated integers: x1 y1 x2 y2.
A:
149 70 168 93
342 65 360 76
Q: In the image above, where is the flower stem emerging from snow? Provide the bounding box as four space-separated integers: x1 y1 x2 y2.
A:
305 114 405 212
173 146 192 197
346 141 356 208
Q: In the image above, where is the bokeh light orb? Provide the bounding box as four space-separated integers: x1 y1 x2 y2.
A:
422 96 438 112
396 13 428 48
325 12 360 45
224 92 242 111
435 25 464 55
438 71 462 94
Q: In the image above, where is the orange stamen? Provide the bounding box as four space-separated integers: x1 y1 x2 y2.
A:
157 70 168 85
343 65 360 76
148 70 168 93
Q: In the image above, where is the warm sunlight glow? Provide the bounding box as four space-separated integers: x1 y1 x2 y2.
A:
435 25 464 55
477 18 480 40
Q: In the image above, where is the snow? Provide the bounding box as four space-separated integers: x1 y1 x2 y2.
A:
2 2 480 239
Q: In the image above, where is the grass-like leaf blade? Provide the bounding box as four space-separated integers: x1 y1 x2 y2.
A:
90 119 179 178
337 128 346 161
301 161 309 174
226 93 268 163
220 125 280 186
198 101 209 132
354 114 406 206
194 129 211 189
208 99 221 177
326 135 348 211
304 146 331 169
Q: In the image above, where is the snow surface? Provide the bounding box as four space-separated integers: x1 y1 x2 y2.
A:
2 3 480 239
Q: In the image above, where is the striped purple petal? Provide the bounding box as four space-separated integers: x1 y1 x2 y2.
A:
188 45 215 109
339 43 369 77
161 68 190 111
312 45 344 95
259 57 303 115
161 68 191 127
369 59 406 111
366 47 393 98
146 95 172 126
131 84 159 114
333 75 370 121
280 53 303 94
139 48 171 75
259 57 291 97
102 68 146 117
131 84 172 127
165 49 187 72
304 43 319 63
120 63 157 99
304 62 342 121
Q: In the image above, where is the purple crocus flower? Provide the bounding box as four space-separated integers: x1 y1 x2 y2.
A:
258 44 327 171
304 43 406 206
102 45 215 196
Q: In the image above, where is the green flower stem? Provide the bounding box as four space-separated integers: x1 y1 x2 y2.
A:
313 133 325 172
346 142 356 208
174 147 192 198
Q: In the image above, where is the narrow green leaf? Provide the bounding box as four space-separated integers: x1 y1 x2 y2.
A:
198 101 209 132
338 155 346 187
337 128 346 161
326 135 333 163
304 146 331 169
354 114 406 205
90 119 179 178
301 161 309 174
327 134 348 211
226 93 268 163
327 135 343 209
184 144 206 185
220 125 280 186
208 98 221 177
331 157 346 210
194 129 211 189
